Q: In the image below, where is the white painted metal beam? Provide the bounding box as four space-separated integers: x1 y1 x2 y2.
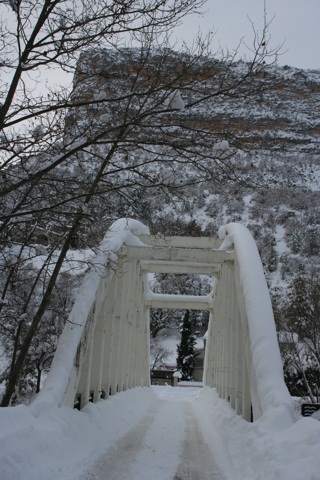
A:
137 235 223 249
119 246 234 264
145 292 214 311
140 260 220 276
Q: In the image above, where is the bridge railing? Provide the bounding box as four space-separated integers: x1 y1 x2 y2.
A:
204 223 293 423
33 219 150 410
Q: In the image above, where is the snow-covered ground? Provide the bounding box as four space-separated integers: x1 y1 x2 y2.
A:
1 386 320 480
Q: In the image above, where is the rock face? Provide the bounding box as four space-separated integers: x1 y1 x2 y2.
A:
70 48 320 155
68 48 320 283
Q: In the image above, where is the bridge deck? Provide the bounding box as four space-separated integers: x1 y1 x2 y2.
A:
79 387 227 480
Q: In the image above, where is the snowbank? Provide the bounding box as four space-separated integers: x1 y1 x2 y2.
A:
1 385 319 480
0 387 156 480
219 223 294 427
33 219 149 411
194 387 320 480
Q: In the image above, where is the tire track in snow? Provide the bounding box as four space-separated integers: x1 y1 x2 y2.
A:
174 402 226 480
79 400 162 479
80 398 185 479
80 388 228 480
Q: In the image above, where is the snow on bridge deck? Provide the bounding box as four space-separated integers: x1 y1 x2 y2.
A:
80 386 226 480
0 386 319 480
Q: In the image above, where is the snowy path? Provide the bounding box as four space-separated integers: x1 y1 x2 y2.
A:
80 387 227 480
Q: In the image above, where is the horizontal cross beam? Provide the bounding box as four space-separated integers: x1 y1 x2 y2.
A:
145 292 214 311
140 260 220 276
137 235 222 249
119 246 234 264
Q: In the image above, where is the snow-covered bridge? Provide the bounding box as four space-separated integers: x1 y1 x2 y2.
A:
35 219 293 424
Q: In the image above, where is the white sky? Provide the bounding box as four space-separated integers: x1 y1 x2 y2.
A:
175 0 320 70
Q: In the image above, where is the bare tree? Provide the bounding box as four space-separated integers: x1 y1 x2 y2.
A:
150 339 172 372
0 0 280 406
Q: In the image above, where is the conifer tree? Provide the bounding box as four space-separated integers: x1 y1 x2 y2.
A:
176 310 197 380
267 242 278 273
304 225 320 256
290 227 302 254
285 275 311 339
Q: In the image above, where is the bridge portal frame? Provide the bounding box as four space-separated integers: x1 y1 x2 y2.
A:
62 234 256 420
35 220 293 426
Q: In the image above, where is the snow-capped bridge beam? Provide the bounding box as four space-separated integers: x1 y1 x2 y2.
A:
119 245 234 264
145 292 214 312
35 219 293 427
137 235 222 249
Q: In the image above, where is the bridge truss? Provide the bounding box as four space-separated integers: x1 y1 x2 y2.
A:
36 219 293 423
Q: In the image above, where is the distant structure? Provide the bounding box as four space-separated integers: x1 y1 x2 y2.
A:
150 369 175 386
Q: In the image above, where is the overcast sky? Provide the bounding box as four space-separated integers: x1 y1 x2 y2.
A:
3 0 319 96
175 0 320 70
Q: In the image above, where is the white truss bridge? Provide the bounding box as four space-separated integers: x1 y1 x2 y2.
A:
36 219 293 424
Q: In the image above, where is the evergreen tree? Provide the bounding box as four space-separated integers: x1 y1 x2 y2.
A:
285 275 311 339
267 242 278 273
280 252 290 280
176 310 197 380
290 227 302 254
304 224 320 256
